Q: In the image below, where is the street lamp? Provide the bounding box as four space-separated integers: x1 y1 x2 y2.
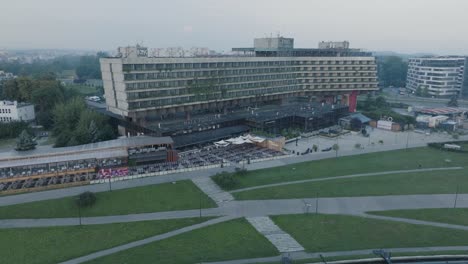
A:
405 130 410 150
108 176 112 192
76 198 82 226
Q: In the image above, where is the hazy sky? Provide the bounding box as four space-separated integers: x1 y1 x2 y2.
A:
2 0 468 54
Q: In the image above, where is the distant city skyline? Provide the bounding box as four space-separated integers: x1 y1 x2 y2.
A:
2 0 468 55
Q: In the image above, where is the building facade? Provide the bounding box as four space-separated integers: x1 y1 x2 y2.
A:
406 57 466 97
0 101 35 123
100 38 378 126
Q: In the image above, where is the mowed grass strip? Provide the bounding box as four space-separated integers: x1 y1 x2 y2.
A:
85 218 278 264
0 217 211 264
233 169 468 200
220 147 468 190
0 180 216 219
272 214 468 252
369 208 468 226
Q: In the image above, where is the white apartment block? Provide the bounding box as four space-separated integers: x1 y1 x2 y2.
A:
0 101 35 123
406 57 466 97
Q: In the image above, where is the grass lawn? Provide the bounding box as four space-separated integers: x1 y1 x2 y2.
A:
0 217 210 264
272 214 468 253
66 84 100 96
0 180 216 219
234 169 468 200
220 147 468 191
369 208 468 226
86 218 278 264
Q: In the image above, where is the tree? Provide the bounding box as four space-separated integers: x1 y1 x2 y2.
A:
17 77 33 101
415 86 423 96
378 56 408 87
332 143 339 158
447 95 459 107
375 96 388 108
312 144 318 152
422 87 429 97
15 129 37 151
52 97 116 147
212 172 238 190
76 191 97 207
0 121 29 139
1 79 20 101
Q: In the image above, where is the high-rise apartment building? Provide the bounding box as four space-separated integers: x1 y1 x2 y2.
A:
100 37 378 126
406 57 467 97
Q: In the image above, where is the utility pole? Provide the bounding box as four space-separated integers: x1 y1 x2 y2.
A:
454 185 459 208
108 177 112 191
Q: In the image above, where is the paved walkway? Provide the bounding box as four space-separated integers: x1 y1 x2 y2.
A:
230 167 463 193
203 246 468 264
59 216 236 264
362 213 468 231
3 194 468 229
246 216 304 253
192 176 234 205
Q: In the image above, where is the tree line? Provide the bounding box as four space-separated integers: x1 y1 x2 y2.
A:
358 95 415 126
0 52 107 80
0 73 116 147
377 56 408 88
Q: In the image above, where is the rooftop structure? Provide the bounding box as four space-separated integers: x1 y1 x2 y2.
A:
0 136 174 169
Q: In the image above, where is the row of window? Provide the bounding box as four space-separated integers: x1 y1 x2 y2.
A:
124 67 376 82
122 60 374 71
124 67 296 80
127 85 301 109
127 80 299 100
0 117 12 122
126 82 379 109
304 78 377 83
304 84 377 89
0 109 12 114
125 73 296 91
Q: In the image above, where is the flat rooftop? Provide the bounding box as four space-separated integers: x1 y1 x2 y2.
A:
0 136 173 169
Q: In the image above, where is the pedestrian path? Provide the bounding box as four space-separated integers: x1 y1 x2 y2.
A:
192 176 234 206
246 216 304 253
230 167 463 193
203 246 468 264
59 216 236 264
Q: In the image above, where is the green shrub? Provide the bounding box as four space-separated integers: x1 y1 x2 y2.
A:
212 172 238 190
76 191 97 208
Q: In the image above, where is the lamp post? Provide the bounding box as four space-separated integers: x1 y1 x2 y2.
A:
76 198 82 226
108 176 112 192
454 185 459 208
405 130 410 150
199 191 202 218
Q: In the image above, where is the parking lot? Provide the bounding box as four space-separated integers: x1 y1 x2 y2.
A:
285 127 461 155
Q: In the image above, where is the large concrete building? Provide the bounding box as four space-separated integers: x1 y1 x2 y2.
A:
406 57 468 98
100 37 378 130
0 101 35 123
